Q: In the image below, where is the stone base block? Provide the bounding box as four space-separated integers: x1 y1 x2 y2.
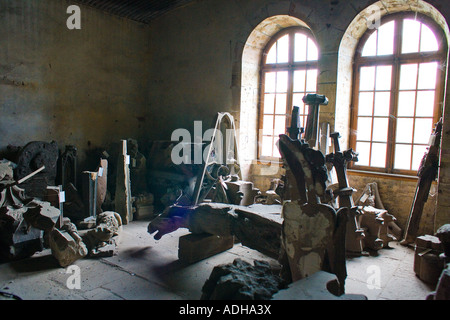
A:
135 205 154 220
178 233 234 264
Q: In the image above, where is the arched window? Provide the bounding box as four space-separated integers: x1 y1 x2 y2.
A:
350 13 447 175
258 27 319 159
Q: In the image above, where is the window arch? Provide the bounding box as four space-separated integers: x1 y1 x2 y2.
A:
258 27 319 159
350 12 447 175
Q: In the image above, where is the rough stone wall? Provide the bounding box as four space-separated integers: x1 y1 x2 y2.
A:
0 0 152 168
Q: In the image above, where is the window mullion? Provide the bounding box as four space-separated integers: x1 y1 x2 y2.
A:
286 31 295 132
386 16 403 173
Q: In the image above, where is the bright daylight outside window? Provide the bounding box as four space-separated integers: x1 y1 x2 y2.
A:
259 27 319 159
351 13 446 175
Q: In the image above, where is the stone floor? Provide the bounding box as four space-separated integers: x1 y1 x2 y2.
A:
0 219 436 300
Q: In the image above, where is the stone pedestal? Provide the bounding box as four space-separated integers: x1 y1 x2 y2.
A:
178 233 234 264
115 140 132 224
414 235 444 286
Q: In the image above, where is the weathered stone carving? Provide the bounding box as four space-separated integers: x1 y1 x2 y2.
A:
49 223 87 267
14 141 59 199
82 211 122 258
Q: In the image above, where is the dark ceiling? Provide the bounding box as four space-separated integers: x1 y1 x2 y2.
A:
73 0 196 24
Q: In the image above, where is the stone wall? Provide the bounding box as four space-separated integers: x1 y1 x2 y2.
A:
0 0 449 234
0 0 152 168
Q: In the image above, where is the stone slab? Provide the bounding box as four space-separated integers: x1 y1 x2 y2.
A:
178 233 234 264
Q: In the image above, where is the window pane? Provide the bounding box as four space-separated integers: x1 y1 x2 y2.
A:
362 31 377 57
418 62 437 90
273 139 281 158
276 71 288 92
414 118 433 144
293 70 306 92
264 93 275 114
356 142 370 166
416 91 435 117
262 115 274 135
412 145 427 170
374 92 390 116
306 69 318 92
398 91 416 117
274 116 286 136
275 94 287 114
293 93 304 111
375 66 392 91
307 38 318 61
357 117 372 141
266 43 277 64
360 66 376 90
402 19 421 53
358 92 374 116
294 33 307 62
265 72 276 92
420 23 439 52
396 118 414 143
371 143 387 167
261 136 273 157
372 118 389 142
277 34 289 63
299 114 307 128
394 144 412 170
399 64 418 90
377 21 395 55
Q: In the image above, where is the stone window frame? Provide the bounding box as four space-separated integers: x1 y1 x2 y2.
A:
348 12 447 176
257 26 319 160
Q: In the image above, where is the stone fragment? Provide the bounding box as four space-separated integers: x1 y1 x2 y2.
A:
82 171 98 218
360 206 399 250
82 211 122 258
225 178 260 206
134 192 154 220
436 224 450 262
128 139 147 196
115 140 132 224
77 216 97 230
0 160 15 181
23 199 60 232
178 233 234 264
14 141 59 199
414 235 444 286
433 264 450 300
62 183 85 221
0 206 43 261
96 159 108 213
49 224 87 267
201 258 286 300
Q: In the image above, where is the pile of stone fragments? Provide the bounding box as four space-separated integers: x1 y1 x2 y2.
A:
0 146 123 268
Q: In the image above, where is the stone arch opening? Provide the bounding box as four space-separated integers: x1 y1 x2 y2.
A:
239 15 312 179
336 0 450 150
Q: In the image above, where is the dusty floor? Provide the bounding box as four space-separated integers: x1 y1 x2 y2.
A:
0 218 436 300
